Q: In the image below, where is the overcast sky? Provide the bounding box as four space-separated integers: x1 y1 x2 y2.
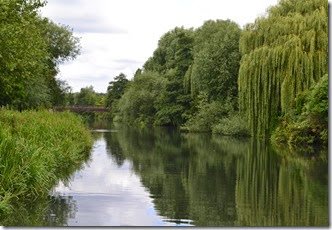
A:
41 0 279 93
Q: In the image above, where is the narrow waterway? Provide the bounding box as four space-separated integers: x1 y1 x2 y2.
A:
2 122 328 226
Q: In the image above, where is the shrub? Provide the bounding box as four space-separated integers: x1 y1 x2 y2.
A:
212 114 250 136
272 75 329 146
182 92 233 132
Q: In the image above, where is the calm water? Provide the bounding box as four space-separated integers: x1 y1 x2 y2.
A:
2 122 328 226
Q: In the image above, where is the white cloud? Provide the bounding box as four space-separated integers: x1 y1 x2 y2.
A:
53 134 173 226
42 0 279 92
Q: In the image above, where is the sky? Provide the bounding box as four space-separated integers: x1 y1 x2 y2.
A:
41 0 280 93
54 134 182 226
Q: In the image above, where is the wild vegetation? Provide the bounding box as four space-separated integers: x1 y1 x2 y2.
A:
0 109 92 214
0 0 94 215
0 0 328 219
106 0 328 146
272 74 328 145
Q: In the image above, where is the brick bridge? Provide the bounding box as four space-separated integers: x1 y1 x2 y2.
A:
53 106 108 113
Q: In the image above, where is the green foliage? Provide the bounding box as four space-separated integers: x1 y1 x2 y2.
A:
186 20 241 101
75 86 97 106
181 20 243 133
182 92 227 132
106 73 129 118
144 27 194 75
49 79 72 106
272 118 316 145
106 73 129 107
65 89 106 108
121 21 241 130
94 93 106 107
0 109 92 214
0 0 81 109
0 0 48 108
117 71 165 126
304 74 328 117
238 0 328 137
154 70 192 126
39 18 80 64
39 18 80 107
144 27 194 126
212 114 250 136
272 74 328 146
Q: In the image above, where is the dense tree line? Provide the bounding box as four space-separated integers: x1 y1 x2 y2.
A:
106 0 327 146
0 0 80 109
107 21 244 133
66 86 106 107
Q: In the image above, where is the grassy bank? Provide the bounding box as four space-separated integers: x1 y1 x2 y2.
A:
0 109 93 214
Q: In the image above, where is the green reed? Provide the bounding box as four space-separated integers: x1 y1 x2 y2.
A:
0 109 93 214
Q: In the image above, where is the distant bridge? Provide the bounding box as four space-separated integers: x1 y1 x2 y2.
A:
53 106 108 113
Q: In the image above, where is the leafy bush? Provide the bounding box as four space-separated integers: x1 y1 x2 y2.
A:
272 74 328 146
304 74 328 118
182 92 229 132
272 119 315 145
212 114 250 136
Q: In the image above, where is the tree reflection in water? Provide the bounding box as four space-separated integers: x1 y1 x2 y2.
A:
106 124 328 226
0 124 327 226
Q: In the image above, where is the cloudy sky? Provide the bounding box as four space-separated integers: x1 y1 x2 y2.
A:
41 0 279 93
54 134 180 226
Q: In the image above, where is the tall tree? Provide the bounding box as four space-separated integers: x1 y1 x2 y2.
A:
183 20 242 132
238 0 328 136
38 18 80 106
106 73 129 108
106 73 130 118
0 0 48 108
0 0 80 109
118 71 165 125
144 27 194 126
76 86 97 106
185 20 241 102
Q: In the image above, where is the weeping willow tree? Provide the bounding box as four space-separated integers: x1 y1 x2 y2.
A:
238 0 328 137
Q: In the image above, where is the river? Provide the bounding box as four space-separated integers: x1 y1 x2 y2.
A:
1 122 328 226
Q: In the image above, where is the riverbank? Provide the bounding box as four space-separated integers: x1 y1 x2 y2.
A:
0 109 93 214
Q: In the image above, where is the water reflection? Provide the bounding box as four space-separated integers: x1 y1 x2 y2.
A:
109 125 328 226
52 133 175 226
0 195 77 226
1 123 328 226
235 140 328 226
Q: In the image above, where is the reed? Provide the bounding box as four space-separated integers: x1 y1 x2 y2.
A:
0 109 93 214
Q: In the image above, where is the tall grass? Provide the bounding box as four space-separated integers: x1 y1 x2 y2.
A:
0 109 93 214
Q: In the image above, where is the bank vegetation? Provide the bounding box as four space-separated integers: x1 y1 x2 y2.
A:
0 109 92 214
106 0 328 147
